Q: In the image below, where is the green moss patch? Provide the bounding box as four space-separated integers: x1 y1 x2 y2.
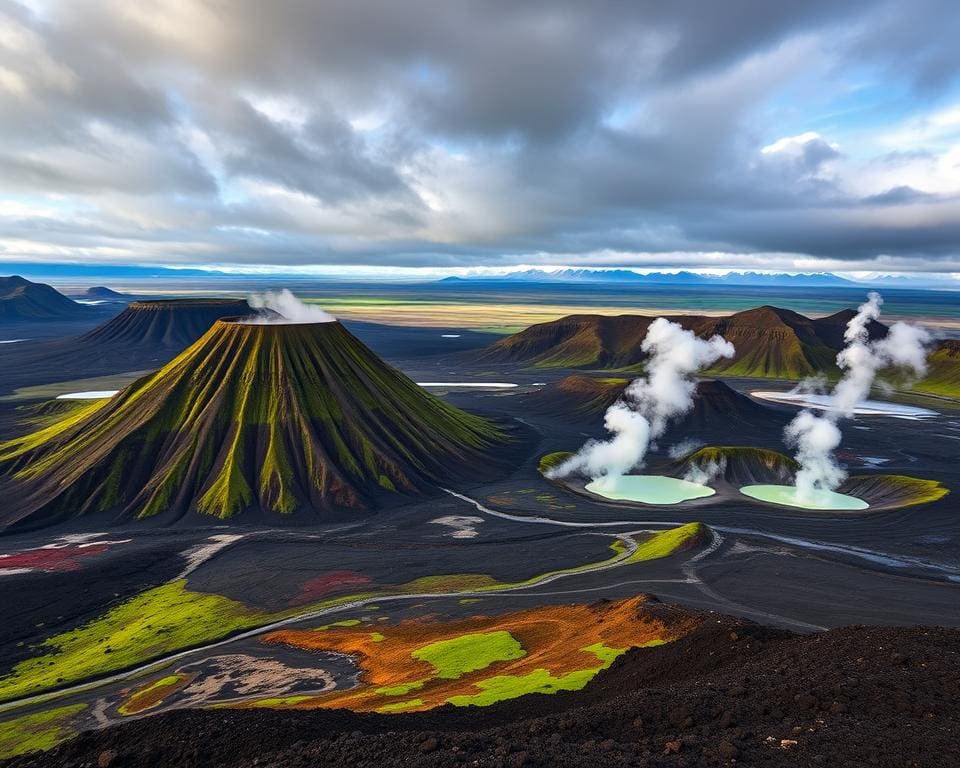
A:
618 522 708 563
378 698 424 712
538 451 573 474
412 631 526 679
0 703 85 759
842 474 950 509
0 580 267 704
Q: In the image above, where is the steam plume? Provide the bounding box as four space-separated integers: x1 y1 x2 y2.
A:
548 318 734 488
244 289 336 324
786 292 931 501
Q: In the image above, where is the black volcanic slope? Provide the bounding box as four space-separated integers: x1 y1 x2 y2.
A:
524 375 630 417
525 377 778 432
0 320 507 530
481 306 888 380
14 618 959 768
0 275 87 321
79 299 251 347
675 379 778 431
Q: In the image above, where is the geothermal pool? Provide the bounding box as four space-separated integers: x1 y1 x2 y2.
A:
740 484 869 511
585 475 715 505
750 391 937 419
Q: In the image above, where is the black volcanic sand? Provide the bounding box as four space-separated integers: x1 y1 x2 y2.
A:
7 617 959 768
0 321 959 763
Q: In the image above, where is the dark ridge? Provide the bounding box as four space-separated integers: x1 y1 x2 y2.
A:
523 375 629 417
78 299 252 347
12 618 958 768
0 275 88 321
674 380 779 431
478 305 896 381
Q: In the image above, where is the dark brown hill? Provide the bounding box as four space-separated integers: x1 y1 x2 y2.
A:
674 379 777 430
524 375 630 417
78 299 252 347
0 275 88 321
480 305 893 381
525 377 776 430
0 319 507 531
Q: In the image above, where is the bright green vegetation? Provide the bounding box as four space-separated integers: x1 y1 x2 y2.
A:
445 638 664 708
740 484 869 511
370 632 386 642
844 474 950 508
618 523 708 564
0 704 85 759
0 580 271 704
909 341 960 398
378 698 425 712
313 619 363 631
0 320 506 525
376 680 427 696
538 451 573 474
586 475 716 504
251 695 313 707
412 631 526 679
446 668 597 706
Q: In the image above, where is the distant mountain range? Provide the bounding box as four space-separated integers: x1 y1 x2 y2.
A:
440 269 858 288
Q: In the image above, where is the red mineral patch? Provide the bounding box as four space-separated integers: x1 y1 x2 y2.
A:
0 543 111 573
292 571 372 604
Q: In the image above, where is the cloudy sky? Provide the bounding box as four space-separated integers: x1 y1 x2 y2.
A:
1 0 959 276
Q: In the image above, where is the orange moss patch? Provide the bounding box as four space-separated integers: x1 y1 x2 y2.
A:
117 673 190 715
260 595 697 712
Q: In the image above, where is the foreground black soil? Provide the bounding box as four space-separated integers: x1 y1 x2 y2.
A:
8 613 958 768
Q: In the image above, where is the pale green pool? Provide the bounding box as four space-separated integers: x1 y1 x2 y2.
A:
585 475 715 505
740 484 869 511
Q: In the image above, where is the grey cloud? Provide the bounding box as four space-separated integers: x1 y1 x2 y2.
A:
0 0 958 271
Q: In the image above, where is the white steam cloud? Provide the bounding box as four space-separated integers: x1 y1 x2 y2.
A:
243 289 337 324
786 292 931 501
548 318 734 489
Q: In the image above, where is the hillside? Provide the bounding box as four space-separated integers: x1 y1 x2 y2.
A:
480 306 889 380
0 319 506 530
76 287 130 302
524 375 630 416
0 276 87 321
13 620 959 768
916 340 960 397
79 299 252 348
525 377 775 430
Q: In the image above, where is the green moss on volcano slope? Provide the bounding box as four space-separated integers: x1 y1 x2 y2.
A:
840 475 949 509
674 446 798 486
0 321 506 527
538 452 574 475
910 341 960 398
